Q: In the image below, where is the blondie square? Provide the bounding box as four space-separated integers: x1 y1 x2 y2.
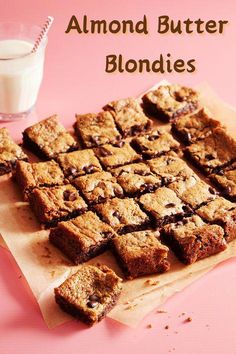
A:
169 176 216 209
49 211 116 264
74 111 121 148
139 187 191 227
15 160 65 200
29 184 87 227
94 198 150 234
196 197 236 242
185 128 236 174
162 215 227 264
57 149 102 179
54 264 122 326
147 153 196 185
94 142 141 170
0 127 28 176
112 230 170 279
73 171 123 204
142 84 199 122
172 108 222 144
104 97 152 137
111 162 161 196
210 162 236 201
23 115 78 159
132 129 180 159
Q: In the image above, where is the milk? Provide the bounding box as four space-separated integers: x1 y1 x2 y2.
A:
0 39 45 115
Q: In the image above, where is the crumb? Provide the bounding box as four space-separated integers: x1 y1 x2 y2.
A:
174 331 178 334
18 275 22 279
146 324 152 329
178 312 186 317
125 304 137 310
145 279 159 286
157 309 167 314
165 325 169 330
50 270 55 277
124 300 132 305
185 317 192 323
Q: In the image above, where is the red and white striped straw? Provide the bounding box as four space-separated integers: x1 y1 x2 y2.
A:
31 16 54 53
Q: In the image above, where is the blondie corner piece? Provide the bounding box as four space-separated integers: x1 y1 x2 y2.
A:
29 184 87 227
210 162 236 201
104 97 153 137
0 127 28 176
162 215 227 264
172 107 222 145
196 197 236 242
49 211 116 264
185 127 236 174
15 160 65 201
23 115 78 159
54 264 123 326
142 84 199 122
74 111 121 148
112 230 170 279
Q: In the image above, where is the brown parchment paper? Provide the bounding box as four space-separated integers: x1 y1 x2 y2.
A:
0 81 236 329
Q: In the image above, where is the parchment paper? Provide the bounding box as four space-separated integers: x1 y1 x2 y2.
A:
0 81 236 329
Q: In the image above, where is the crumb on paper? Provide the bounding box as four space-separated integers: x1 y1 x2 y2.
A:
125 303 137 310
146 324 152 329
178 312 186 317
145 279 159 286
18 275 22 279
184 317 192 323
50 270 55 278
165 325 169 330
157 309 167 314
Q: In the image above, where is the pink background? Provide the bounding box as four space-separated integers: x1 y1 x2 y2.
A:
1 0 236 353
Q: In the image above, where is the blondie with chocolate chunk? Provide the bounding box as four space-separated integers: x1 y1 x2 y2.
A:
210 162 236 201
185 128 236 174
73 171 123 204
29 184 87 227
142 84 199 122
94 198 150 234
104 97 152 137
0 128 28 176
15 160 65 200
196 197 236 242
54 264 122 326
111 162 161 196
132 129 180 159
23 115 78 159
112 230 170 279
172 108 222 145
94 142 141 170
49 211 116 264
169 177 216 209
147 153 196 185
162 215 227 264
57 149 102 179
74 111 121 148
139 187 191 227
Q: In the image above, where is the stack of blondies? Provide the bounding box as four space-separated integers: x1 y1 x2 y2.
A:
1 84 235 325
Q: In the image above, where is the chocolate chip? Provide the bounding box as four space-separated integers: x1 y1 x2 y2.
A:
91 136 101 144
69 167 77 176
114 140 125 148
186 132 192 143
182 218 188 225
205 154 215 161
87 300 99 308
166 203 175 208
148 134 159 141
182 205 191 213
224 186 232 194
98 147 112 157
162 176 175 185
217 169 224 176
113 211 121 220
84 164 96 173
141 183 154 192
209 187 216 195
63 190 77 201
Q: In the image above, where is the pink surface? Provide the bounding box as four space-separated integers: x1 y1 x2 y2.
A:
1 0 236 353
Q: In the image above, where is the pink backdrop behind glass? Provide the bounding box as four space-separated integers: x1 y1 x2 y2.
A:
1 1 236 353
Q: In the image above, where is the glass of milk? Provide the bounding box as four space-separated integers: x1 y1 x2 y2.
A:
0 22 47 121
